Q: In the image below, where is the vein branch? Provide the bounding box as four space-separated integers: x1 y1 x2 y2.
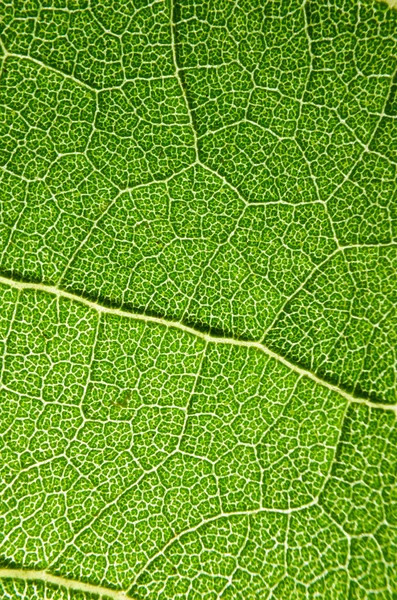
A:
169 0 200 163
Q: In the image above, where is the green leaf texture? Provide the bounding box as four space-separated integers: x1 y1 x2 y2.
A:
0 0 396 598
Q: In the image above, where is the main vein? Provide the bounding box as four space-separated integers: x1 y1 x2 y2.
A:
0 274 395 415
0 568 132 600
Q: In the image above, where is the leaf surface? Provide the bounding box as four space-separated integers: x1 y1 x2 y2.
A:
0 0 396 598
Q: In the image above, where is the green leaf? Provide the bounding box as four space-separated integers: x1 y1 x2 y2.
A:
0 0 396 598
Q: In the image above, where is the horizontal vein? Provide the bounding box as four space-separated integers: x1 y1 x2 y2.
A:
0 568 132 600
0 274 395 415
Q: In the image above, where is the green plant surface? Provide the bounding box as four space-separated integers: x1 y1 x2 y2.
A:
0 0 396 598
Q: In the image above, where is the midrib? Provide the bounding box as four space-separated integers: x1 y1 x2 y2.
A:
0 568 132 600
0 273 395 415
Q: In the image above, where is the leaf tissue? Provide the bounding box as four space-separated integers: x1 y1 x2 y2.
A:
0 0 396 598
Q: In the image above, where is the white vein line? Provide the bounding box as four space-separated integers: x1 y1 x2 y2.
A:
169 0 199 163
0 569 133 600
130 500 319 586
261 242 397 339
1 46 97 94
0 274 395 415
175 340 208 452
56 162 194 286
0 503 320 598
197 159 249 207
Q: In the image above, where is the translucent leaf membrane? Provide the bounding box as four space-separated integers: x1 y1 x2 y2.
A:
0 285 396 598
0 0 396 598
